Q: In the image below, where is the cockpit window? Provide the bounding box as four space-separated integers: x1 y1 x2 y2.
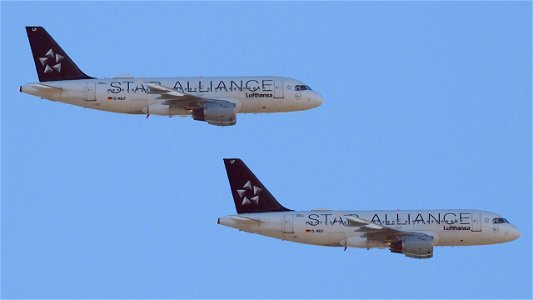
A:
295 85 312 91
492 218 509 224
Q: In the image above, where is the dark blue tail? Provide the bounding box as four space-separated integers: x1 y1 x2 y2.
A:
224 159 291 214
26 26 93 82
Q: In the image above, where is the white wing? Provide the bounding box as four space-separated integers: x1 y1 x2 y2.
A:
146 82 228 110
344 215 433 242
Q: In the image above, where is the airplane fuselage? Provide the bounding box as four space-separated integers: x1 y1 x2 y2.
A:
20 76 323 116
219 209 520 248
22 27 323 126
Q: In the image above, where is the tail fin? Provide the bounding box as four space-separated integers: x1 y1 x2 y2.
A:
224 159 291 214
25 26 93 82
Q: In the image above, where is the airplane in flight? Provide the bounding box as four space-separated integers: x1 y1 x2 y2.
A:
19 27 323 126
218 159 521 258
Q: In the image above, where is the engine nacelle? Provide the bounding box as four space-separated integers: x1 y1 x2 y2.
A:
390 235 434 259
192 102 236 126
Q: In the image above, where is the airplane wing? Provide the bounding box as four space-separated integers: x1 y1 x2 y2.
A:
146 82 218 109
345 215 383 229
146 83 187 99
345 215 432 242
145 83 237 125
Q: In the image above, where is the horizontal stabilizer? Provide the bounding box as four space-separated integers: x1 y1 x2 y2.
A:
19 83 62 95
27 83 62 91
229 216 261 224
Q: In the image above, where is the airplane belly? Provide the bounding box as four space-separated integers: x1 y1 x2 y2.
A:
296 230 346 247
434 230 458 246
98 98 132 113
238 99 265 113
238 98 298 113
97 94 150 114
128 98 149 114
291 220 345 246
54 97 86 109
299 231 326 245
457 231 487 246
326 232 346 247
95 82 145 114
258 216 333 246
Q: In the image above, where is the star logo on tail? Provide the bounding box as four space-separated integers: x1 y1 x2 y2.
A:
39 49 63 74
237 180 262 206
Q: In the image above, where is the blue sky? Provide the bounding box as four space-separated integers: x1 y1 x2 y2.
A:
2 1 531 299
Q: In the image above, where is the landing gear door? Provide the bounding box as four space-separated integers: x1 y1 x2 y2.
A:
86 80 96 101
274 80 284 99
283 215 294 234
472 213 482 232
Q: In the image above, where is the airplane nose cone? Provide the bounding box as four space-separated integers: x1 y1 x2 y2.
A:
506 226 521 242
504 225 522 242
310 92 323 108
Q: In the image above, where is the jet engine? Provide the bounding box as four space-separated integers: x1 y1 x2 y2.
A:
192 102 237 126
390 235 434 259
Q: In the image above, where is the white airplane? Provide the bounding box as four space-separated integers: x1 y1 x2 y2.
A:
218 159 521 258
19 27 323 126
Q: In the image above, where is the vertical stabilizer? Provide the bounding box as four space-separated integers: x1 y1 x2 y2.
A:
224 159 291 214
25 26 93 82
